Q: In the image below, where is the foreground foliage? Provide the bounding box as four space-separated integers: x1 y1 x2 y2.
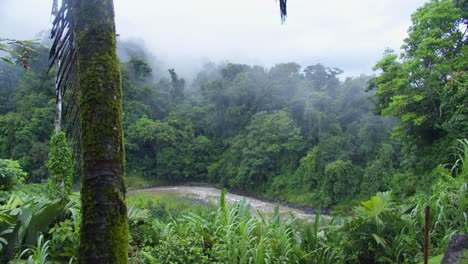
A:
0 189 80 263
124 177 466 264
0 161 465 264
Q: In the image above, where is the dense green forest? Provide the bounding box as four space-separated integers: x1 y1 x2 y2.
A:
0 42 401 206
0 35 463 206
0 0 467 263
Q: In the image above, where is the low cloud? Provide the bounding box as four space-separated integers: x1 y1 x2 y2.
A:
0 0 428 79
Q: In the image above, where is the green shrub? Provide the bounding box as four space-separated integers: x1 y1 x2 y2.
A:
336 192 422 263
0 193 67 263
48 195 80 262
46 132 74 199
0 159 27 192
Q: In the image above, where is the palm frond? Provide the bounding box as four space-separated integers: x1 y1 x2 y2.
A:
49 0 81 157
51 0 59 16
279 0 287 23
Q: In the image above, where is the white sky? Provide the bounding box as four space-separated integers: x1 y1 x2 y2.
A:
0 0 428 78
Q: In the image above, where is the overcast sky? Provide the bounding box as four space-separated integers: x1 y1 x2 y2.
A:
0 0 428 78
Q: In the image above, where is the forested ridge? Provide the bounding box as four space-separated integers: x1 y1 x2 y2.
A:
0 0 466 263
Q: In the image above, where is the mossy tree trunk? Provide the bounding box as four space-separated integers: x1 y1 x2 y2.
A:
72 0 128 263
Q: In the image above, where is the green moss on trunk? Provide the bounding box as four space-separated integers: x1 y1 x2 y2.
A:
73 0 128 263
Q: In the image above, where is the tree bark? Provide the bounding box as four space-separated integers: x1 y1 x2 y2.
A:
72 0 128 263
54 79 61 134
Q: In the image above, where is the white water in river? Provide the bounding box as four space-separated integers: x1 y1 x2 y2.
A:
130 186 324 220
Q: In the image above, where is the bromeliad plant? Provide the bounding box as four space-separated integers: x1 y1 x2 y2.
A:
18 233 51 264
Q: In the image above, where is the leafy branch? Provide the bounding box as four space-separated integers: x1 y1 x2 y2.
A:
0 38 38 70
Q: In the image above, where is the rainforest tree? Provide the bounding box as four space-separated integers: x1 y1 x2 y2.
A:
370 0 467 171
50 0 127 262
73 1 128 262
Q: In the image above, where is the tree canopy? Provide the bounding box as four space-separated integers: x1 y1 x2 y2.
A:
370 0 467 171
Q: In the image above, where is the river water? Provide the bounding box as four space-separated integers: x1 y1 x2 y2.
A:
130 186 322 220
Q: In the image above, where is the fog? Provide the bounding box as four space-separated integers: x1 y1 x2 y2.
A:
0 0 427 79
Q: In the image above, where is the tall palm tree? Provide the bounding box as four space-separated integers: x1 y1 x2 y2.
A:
50 0 287 263
50 0 127 263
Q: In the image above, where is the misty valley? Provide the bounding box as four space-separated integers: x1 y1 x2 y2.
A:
0 0 467 263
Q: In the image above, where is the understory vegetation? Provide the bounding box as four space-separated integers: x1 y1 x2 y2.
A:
0 163 466 263
0 0 467 262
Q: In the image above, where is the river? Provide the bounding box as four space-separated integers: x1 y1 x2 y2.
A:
129 186 326 220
